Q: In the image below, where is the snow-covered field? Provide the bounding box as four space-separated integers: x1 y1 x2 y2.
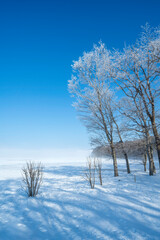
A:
0 150 160 240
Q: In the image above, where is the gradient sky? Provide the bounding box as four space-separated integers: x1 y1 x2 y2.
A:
0 0 160 151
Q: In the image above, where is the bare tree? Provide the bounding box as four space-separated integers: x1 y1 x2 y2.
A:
22 162 43 197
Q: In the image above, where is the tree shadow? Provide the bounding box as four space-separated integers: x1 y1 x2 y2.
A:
0 165 160 240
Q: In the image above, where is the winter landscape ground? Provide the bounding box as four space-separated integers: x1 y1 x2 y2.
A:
0 151 160 240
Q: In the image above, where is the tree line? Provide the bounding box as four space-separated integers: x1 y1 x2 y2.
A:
92 137 156 172
68 24 160 176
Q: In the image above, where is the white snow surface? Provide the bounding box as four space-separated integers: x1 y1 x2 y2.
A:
0 150 160 240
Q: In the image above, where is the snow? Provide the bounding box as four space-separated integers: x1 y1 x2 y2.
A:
0 151 160 240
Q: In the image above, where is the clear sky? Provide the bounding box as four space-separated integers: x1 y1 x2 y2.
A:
0 0 160 152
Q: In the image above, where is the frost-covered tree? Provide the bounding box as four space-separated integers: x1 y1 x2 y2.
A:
68 43 119 176
113 24 160 165
119 95 156 175
68 43 129 176
68 24 159 175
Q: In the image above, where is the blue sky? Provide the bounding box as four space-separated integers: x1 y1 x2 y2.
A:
0 0 160 150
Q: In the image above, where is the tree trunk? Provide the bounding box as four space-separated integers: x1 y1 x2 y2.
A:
146 144 155 176
149 157 154 176
111 145 118 177
143 152 147 172
150 145 156 173
123 150 130 174
151 120 160 166
145 130 156 176
113 118 130 174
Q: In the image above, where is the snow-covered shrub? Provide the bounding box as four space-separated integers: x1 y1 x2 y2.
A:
22 162 43 197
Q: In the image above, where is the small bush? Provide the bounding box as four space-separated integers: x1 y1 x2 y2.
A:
22 162 43 197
